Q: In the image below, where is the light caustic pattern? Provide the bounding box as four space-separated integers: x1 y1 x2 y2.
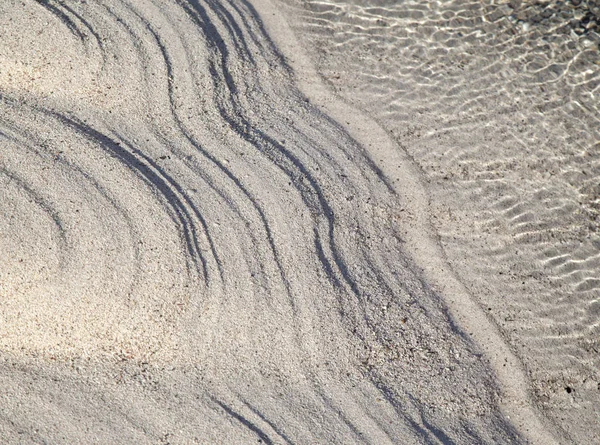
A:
0 0 522 443
278 0 600 442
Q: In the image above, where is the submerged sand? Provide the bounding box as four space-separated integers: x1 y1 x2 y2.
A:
0 0 583 443
277 0 600 443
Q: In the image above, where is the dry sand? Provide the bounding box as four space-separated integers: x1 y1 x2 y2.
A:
0 0 584 443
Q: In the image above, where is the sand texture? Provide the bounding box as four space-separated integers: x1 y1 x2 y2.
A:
276 0 600 443
0 0 578 443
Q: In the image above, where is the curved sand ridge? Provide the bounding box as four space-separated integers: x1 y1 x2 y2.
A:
0 0 553 443
276 0 600 442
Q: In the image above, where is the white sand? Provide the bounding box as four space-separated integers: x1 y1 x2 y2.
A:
0 0 568 443
276 0 600 443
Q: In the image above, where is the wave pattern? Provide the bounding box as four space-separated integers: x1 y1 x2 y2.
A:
277 0 600 442
0 0 526 443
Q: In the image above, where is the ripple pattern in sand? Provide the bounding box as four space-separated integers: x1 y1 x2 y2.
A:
277 0 600 441
0 0 524 443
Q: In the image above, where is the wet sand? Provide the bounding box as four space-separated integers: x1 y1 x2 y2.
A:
277 0 600 443
0 0 585 443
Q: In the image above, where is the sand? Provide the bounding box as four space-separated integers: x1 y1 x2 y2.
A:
0 0 585 443
275 0 600 443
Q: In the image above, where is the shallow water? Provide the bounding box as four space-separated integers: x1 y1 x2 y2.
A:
278 0 600 441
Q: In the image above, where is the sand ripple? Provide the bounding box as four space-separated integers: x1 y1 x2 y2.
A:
278 0 600 442
0 0 556 443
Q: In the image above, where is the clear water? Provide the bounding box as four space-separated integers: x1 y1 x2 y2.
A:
278 0 600 441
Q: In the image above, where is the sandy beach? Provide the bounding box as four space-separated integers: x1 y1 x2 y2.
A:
0 0 596 443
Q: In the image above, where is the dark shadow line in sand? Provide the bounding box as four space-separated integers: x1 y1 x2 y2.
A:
173 0 400 315
180 0 361 296
55 0 106 54
206 0 257 66
241 400 296 445
373 380 458 445
411 390 523 444
235 0 397 194
33 0 86 42
49 112 218 286
0 168 68 251
177 0 412 350
141 12 294 303
0 117 145 287
213 399 275 445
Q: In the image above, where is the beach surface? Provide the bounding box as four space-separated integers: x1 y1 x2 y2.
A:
0 0 592 443
277 0 600 442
